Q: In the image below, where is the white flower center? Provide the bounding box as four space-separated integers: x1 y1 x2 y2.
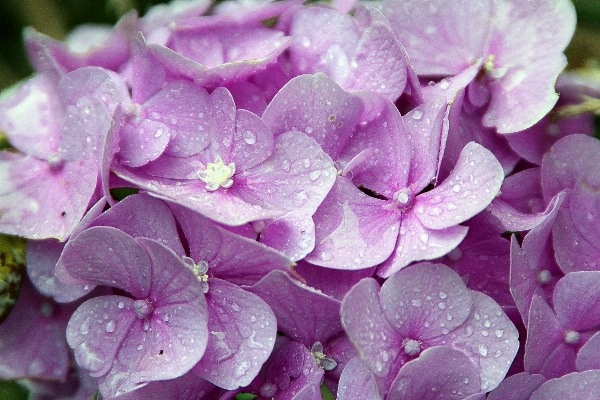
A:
197 156 235 191
564 330 580 344
403 338 421 356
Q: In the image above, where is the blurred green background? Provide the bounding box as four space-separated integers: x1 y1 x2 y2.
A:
0 0 598 399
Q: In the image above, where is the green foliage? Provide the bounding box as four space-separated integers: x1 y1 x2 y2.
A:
0 380 28 400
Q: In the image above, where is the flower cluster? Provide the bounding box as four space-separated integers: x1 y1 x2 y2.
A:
0 0 599 398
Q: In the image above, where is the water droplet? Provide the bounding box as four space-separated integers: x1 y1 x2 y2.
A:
321 251 332 261
137 344 143 351
438 302 446 310
484 320 491 328
439 78 452 90
374 361 383 372
79 320 90 335
478 343 488 357
305 126 313 134
143 319 150 331
243 130 256 144
118 302 124 309
105 320 116 333
411 299 422 307
232 303 241 312
452 184 461 193
301 37 311 47
439 291 448 299
411 110 423 120
495 329 504 338
309 170 321 181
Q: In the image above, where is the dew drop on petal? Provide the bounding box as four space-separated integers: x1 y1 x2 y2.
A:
309 170 321 181
243 130 256 144
411 110 423 120
478 343 488 357
79 319 90 335
105 320 116 333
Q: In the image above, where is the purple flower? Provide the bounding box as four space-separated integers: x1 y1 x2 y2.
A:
0 67 126 240
524 272 600 379
382 0 576 133
288 5 410 101
58 227 209 398
0 277 72 382
114 85 336 226
341 262 519 395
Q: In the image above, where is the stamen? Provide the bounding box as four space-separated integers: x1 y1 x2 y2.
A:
197 156 235 191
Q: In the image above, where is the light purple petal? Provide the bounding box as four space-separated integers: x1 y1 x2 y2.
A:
67 295 138 378
341 278 403 380
26 239 92 303
380 262 472 340
524 295 575 378
0 278 70 381
487 372 546 400
170 202 293 286
249 270 342 346
306 177 400 270
429 291 519 392
258 211 315 262
530 370 600 400
115 371 220 400
0 73 61 159
0 153 98 240
387 346 482 400
377 212 469 278
234 130 337 217
483 0 575 133
542 134 600 199
337 357 381 400
193 279 276 389
488 190 565 232
382 0 490 75
293 260 376 302
343 9 408 100
415 142 504 230
90 193 184 256
576 332 600 372
262 73 363 158
229 109 274 171
56 226 151 298
553 272 600 331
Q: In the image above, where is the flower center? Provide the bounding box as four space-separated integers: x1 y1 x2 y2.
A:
392 187 414 211
183 256 210 293
197 156 235 191
564 330 580 345
402 338 421 357
537 270 552 285
133 299 153 320
310 342 337 371
482 54 507 79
